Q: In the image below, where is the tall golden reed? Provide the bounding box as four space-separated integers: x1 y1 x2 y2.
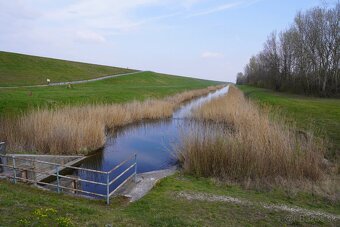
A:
177 86 326 181
0 85 222 155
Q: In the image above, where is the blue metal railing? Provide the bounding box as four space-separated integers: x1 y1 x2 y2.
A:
0 144 137 205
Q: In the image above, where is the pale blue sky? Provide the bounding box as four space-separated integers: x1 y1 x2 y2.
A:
0 0 336 82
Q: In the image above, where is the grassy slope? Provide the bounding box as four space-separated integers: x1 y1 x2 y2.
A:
0 51 136 87
238 85 340 158
0 71 220 116
1 175 339 226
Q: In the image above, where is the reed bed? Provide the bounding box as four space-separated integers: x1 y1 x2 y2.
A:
177 86 327 182
0 85 222 155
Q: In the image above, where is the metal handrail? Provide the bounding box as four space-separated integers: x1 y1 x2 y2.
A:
56 174 107 186
109 174 135 197
0 152 137 204
105 153 137 204
0 154 108 174
0 164 106 187
109 163 136 186
108 153 136 174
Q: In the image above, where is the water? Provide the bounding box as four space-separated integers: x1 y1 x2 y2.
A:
75 86 229 196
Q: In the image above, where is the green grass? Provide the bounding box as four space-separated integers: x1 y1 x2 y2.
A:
1 174 338 226
0 51 136 87
238 85 340 158
0 71 220 116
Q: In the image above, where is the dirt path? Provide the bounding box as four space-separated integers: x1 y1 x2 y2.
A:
176 191 340 221
0 71 143 89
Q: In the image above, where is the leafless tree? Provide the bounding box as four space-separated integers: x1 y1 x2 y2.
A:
237 3 340 97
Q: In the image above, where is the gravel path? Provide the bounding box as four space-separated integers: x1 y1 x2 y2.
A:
0 71 143 89
176 191 340 221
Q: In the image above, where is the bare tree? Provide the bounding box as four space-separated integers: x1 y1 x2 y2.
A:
237 3 340 97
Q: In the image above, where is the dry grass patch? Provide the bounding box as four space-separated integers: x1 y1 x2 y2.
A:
0 85 222 155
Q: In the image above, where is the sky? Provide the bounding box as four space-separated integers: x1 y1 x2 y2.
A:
0 0 337 82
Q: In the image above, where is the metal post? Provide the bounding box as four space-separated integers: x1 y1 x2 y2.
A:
71 180 77 194
0 142 6 173
22 170 28 182
12 156 17 184
33 160 36 184
106 172 110 205
56 165 60 193
134 154 137 183
0 156 4 173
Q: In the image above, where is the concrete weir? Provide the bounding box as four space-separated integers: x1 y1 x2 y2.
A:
114 167 177 202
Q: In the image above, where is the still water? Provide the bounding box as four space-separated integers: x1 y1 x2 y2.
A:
75 86 229 196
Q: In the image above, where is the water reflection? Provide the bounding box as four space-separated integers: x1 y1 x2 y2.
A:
173 86 229 119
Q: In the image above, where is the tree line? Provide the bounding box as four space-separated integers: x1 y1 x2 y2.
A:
237 3 339 97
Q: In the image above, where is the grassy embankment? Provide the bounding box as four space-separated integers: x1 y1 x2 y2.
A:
237 85 340 160
0 51 136 87
1 174 339 226
0 51 220 116
0 70 219 116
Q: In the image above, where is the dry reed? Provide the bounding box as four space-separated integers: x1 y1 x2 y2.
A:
177 86 327 182
0 85 223 155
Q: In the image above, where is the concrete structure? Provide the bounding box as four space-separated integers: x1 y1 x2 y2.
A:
115 167 177 202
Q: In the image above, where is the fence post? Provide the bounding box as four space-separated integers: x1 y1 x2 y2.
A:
106 172 110 205
32 160 36 184
0 142 6 173
22 170 28 182
12 156 17 184
71 180 77 194
134 154 137 183
56 165 60 193
0 155 3 173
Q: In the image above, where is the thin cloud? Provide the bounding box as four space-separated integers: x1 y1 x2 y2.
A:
182 0 204 9
76 30 106 43
188 0 263 17
44 0 172 31
201 51 224 59
43 0 183 33
189 2 241 17
116 12 183 31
